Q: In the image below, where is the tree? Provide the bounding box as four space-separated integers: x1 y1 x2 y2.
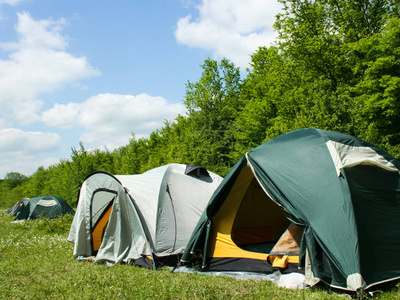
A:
184 58 243 174
350 17 400 156
233 0 399 161
4 172 28 189
275 0 395 88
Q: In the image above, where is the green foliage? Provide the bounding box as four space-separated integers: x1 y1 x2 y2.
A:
1 0 399 210
16 214 75 234
349 17 400 156
3 172 28 189
183 58 244 174
236 0 399 146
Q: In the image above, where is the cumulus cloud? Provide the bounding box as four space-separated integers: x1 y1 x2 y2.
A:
0 12 99 124
0 128 61 177
42 93 187 148
0 128 60 154
175 0 282 69
0 11 100 178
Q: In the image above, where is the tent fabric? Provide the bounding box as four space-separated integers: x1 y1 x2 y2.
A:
13 196 74 220
182 128 400 292
5 198 29 214
68 163 223 267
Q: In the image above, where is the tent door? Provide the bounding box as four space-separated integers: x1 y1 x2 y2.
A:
90 189 117 254
232 177 291 251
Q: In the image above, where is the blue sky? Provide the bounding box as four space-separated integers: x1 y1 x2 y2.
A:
0 0 282 178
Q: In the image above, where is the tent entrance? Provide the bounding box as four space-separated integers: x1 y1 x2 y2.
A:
207 166 302 271
90 189 117 254
231 177 291 254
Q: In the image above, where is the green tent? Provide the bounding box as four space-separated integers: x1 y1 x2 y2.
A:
5 198 29 214
182 128 400 292
14 195 74 220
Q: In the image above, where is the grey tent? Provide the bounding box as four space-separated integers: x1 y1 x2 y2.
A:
68 163 223 267
182 129 400 292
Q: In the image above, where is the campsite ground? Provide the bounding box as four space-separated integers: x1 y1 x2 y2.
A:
0 213 398 300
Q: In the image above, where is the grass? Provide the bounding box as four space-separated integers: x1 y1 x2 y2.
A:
0 212 399 300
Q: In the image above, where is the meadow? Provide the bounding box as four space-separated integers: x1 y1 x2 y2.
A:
0 212 399 300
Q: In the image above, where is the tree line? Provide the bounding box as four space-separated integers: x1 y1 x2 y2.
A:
1 0 399 208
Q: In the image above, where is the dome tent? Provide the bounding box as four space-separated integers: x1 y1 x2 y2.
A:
182 128 400 292
13 196 74 221
68 163 223 267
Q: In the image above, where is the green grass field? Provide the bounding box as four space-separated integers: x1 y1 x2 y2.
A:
0 212 399 300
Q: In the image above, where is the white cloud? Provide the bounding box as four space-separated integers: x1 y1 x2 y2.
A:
0 12 99 124
0 128 61 177
175 0 282 69
0 11 100 178
0 128 60 154
42 93 187 149
12 99 43 125
0 158 38 178
0 0 28 6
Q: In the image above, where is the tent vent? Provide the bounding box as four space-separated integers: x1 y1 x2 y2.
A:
37 200 57 207
185 165 210 177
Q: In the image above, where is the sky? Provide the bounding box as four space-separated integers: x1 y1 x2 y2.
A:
0 0 283 179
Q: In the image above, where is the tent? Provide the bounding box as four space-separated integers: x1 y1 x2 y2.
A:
182 128 400 292
13 195 74 220
68 163 223 267
5 198 29 214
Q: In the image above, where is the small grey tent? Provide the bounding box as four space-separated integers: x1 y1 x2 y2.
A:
68 163 223 267
182 128 400 292
13 196 74 220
